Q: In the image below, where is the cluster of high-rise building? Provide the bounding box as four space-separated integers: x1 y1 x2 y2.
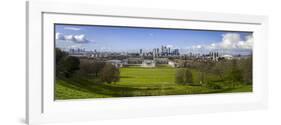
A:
203 52 220 61
139 45 180 57
64 45 241 62
61 46 249 68
66 45 181 58
68 48 86 55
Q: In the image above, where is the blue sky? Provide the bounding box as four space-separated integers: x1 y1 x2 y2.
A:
55 24 253 54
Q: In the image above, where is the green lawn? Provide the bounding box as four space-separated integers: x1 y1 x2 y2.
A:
55 65 252 100
117 66 177 86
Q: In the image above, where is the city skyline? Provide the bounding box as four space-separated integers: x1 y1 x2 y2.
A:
55 24 253 55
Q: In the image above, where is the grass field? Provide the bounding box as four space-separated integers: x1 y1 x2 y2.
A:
55 65 252 100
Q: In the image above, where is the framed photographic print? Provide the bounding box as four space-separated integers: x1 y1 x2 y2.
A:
26 1 268 124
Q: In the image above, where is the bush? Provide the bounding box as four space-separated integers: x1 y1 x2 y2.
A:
175 68 193 84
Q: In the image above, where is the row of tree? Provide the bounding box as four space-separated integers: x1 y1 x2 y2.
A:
79 60 120 83
175 56 252 87
56 48 120 84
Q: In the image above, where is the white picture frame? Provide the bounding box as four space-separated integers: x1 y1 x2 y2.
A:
26 1 268 124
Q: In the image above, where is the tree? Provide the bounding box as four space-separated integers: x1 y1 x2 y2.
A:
197 61 214 84
60 56 80 77
175 69 185 84
55 48 67 63
175 68 193 84
227 59 243 87
211 62 226 80
79 60 105 77
93 61 106 77
56 48 68 76
185 69 193 83
241 56 253 84
100 63 120 84
79 60 96 76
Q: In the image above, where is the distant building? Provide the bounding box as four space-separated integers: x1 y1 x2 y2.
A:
154 58 169 64
222 55 233 60
106 60 123 68
128 58 143 64
168 61 177 67
139 49 143 56
141 60 156 67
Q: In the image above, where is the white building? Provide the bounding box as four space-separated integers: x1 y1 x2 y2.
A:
141 60 156 67
106 60 123 68
154 58 169 64
222 55 233 60
168 61 177 67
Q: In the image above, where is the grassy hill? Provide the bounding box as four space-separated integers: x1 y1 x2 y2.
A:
55 66 252 100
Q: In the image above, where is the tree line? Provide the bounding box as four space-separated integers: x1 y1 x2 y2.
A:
56 48 120 84
175 56 252 89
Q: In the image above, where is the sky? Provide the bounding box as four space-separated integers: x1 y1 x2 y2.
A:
55 24 253 55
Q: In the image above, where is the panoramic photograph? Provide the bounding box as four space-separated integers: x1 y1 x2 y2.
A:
55 24 253 100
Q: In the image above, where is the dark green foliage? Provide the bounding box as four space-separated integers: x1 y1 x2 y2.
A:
55 48 80 78
79 60 95 75
60 56 80 77
56 48 67 76
175 68 193 84
100 63 120 84
55 48 67 63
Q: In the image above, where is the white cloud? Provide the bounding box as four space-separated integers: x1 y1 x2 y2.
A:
64 35 74 40
191 33 253 50
56 32 65 40
241 35 253 49
186 33 252 55
73 34 88 43
220 33 241 49
218 33 253 49
56 32 90 43
64 27 81 31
